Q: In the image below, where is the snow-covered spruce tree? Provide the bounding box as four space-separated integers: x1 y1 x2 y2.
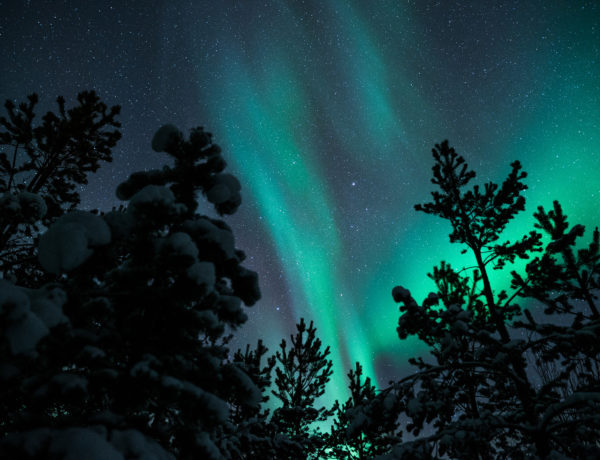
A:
0 124 263 459
270 317 334 459
0 92 121 286
350 141 599 459
328 362 401 459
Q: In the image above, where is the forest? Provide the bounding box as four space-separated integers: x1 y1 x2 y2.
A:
0 92 599 459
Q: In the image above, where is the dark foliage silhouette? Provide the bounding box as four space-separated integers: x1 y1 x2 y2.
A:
270 318 334 459
348 141 600 459
0 92 121 286
225 339 278 458
328 362 401 458
0 118 262 458
3 92 598 459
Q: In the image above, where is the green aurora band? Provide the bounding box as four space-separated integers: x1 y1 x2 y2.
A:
190 1 600 402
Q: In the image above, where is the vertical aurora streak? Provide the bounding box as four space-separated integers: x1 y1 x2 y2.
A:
195 2 425 397
185 1 600 402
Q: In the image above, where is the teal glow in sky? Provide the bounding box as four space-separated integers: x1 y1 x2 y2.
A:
191 1 600 400
2 0 599 404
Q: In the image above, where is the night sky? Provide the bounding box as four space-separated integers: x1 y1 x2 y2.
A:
2 1 599 404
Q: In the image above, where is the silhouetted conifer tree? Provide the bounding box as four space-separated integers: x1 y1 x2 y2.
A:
0 92 121 286
0 121 262 459
225 339 278 458
270 318 334 459
348 141 600 459
328 362 401 458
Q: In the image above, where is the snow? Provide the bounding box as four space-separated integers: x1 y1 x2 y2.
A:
540 392 600 427
206 174 241 205
38 211 111 274
47 373 89 398
220 295 242 314
182 217 235 259
219 294 247 323
110 429 175 459
130 355 160 380
2 428 53 456
103 210 135 239
206 184 231 204
48 427 121 460
0 279 49 354
127 185 186 216
161 232 198 259
194 431 222 460
129 185 175 208
27 284 68 328
151 124 181 152
0 192 20 212
4 310 49 355
194 310 220 331
18 191 47 221
0 363 19 380
38 222 91 274
456 310 471 321
181 382 229 422
346 407 368 436
0 278 30 320
81 345 106 359
452 320 468 333
186 261 215 288
225 363 262 406
1 280 68 354
1 426 174 459
161 375 184 391
0 191 46 222
57 211 111 245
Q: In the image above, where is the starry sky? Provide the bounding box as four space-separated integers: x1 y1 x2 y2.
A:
2 0 599 404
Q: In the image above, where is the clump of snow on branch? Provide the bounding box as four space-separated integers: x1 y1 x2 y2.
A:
114 169 166 201
194 432 221 460
154 231 216 288
1 427 174 459
110 429 175 459
186 261 215 289
26 284 68 328
38 211 111 274
206 173 241 206
34 373 89 400
151 124 181 152
158 232 199 259
0 191 47 222
18 192 47 221
182 217 235 260
222 362 262 406
127 185 186 217
0 279 47 354
102 210 135 239
0 279 67 355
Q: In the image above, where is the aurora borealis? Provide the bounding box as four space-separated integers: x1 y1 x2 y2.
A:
2 1 599 405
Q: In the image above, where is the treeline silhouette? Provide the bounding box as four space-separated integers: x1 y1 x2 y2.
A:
0 92 598 459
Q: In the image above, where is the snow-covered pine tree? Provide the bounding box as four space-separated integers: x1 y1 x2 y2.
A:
0 123 263 459
350 141 600 458
0 92 121 287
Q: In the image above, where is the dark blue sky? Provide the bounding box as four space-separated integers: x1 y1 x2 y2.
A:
2 0 599 401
